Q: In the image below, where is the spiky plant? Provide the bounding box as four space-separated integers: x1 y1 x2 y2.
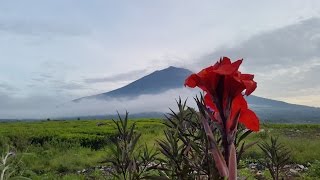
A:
106 112 158 180
258 136 291 180
157 129 194 180
0 148 30 180
0 151 15 180
157 97 256 180
156 98 206 179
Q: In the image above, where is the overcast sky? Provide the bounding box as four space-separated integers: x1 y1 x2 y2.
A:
0 1 320 118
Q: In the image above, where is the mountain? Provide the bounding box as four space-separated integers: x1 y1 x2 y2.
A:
74 66 192 101
246 96 320 123
73 66 320 123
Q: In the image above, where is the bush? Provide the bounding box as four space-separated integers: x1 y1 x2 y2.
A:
258 136 291 180
106 112 158 179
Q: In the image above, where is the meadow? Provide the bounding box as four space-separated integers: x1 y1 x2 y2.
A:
0 118 319 179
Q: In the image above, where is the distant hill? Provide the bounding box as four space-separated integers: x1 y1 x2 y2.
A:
246 96 320 123
73 66 320 123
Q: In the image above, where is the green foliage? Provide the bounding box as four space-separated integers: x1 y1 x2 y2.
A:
156 98 223 179
106 112 158 179
0 119 318 178
157 130 197 180
307 160 320 177
0 119 164 179
235 125 257 165
243 124 320 164
0 147 30 180
156 97 258 180
258 136 291 180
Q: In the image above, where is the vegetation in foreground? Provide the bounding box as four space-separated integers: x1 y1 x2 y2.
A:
0 118 318 179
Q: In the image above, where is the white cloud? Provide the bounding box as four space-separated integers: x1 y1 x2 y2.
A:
0 19 90 37
84 69 148 84
196 18 320 106
0 88 199 119
1 1 320 118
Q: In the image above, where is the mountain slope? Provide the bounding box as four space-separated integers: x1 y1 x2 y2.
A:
75 66 192 101
246 96 320 123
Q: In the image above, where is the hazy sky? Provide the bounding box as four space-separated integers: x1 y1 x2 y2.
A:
1 1 320 118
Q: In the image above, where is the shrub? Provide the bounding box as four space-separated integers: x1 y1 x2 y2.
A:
258 136 291 180
106 112 158 179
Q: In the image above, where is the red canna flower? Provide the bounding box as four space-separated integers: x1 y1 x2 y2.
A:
185 57 260 179
185 57 259 131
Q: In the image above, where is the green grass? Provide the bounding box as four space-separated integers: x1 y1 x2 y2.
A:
0 118 165 179
243 123 320 164
0 119 319 179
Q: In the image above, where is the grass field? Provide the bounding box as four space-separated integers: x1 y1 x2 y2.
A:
0 119 319 179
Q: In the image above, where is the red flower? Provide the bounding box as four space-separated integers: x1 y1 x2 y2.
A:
185 57 259 131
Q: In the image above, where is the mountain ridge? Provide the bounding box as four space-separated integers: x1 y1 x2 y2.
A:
74 66 192 101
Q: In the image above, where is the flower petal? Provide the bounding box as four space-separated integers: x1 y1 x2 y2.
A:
243 80 257 96
224 76 245 99
184 74 199 88
212 59 243 75
221 57 232 65
239 109 260 131
231 94 248 113
227 94 247 132
204 94 218 112
240 73 254 80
